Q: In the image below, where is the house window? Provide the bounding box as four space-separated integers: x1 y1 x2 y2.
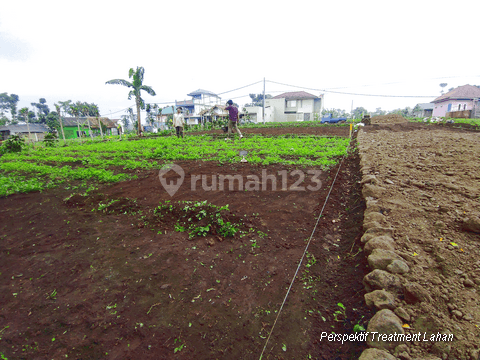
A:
458 104 461 111
464 104 466 110
287 100 296 108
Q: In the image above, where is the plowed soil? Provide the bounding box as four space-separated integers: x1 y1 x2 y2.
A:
0 126 371 360
359 122 480 360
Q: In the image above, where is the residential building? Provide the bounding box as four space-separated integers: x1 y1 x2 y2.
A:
265 91 324 122
175 89 223 125
0 124 50 141
432 84 480 118
198 105 229 123
155 106 176 130
413 103 434 118
62 117 118 139
241 106 263 123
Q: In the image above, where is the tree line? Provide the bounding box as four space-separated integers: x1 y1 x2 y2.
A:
0 94 101 129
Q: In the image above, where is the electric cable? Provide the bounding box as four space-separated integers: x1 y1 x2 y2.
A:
217 80 263 95
266 80 436 98
100 104 136 117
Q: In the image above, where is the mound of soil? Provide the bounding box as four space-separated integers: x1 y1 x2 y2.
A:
370 114 408 124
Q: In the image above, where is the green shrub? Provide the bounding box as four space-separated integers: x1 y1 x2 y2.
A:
0 134 24 154
43 132 58 147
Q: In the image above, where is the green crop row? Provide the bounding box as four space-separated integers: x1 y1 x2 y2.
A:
0 134 349 196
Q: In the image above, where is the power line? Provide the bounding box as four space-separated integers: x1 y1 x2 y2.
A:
100 104 136 117
324 75 480 90
217 80 263 95
266 80 436 98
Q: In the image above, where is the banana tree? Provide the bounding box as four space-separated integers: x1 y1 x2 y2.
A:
105 66 156 136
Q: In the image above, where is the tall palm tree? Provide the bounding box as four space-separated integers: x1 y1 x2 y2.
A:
91 104 103 139
105 66 156 135
54 103 66 145
80 104 94 140
69 104 82 140
19 107 31 142
58 100 72 117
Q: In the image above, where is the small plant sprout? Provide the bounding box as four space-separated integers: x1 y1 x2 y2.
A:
333 303 346 322
46 289 57 300
173 338 184 353
353 315 366 332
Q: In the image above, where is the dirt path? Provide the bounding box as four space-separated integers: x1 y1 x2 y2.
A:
0 132 371 359
356 123 480 360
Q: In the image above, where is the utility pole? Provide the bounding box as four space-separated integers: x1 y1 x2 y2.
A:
263 77 266 124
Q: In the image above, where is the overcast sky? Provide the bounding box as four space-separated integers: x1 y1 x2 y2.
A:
1 0 479 121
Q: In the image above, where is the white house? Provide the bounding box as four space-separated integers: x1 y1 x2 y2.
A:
241 106 263 123
176 89 223 124
265 91 324 122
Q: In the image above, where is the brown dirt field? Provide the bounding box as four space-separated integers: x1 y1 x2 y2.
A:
370 114 408 124
3 122 478 359
0 127 371 360
357 123 480 359
188 124 350 137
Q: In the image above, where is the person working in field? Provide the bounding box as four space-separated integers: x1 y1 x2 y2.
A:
173 107 185 139
225 100 243 139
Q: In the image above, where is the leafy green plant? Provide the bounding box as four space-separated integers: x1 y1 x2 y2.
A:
189 224 211 239
353 315 366 332
354 323 365 332
174 223 186 232
173 338 184 353
43 132 58 147
0 134 24 154
333 303 346 322
305 252 317 268
218 220 239 237
95 199 119 212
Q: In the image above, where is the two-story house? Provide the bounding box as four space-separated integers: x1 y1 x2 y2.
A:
264 91 324 122
175 89 223 124
432 84 480 118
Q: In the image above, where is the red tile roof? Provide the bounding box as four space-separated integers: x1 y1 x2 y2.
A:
433 84 480 103
272 91 319 100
